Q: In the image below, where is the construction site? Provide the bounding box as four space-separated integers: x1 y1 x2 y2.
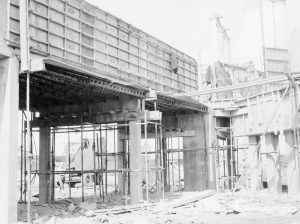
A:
1 0 300 223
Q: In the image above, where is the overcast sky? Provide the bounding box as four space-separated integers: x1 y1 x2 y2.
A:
86 0 300 67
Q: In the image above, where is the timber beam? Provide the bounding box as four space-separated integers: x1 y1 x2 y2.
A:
39 99 142 115
31 110 162 127
119 129 196 140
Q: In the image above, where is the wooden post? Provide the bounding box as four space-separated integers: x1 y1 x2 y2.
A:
117 126 125 194
129 120 142 204
39 126 51 204
0 56 19 223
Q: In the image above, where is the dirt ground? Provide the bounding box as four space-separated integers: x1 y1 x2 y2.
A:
18 187 300 224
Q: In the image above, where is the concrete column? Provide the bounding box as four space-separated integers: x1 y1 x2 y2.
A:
204 110 216 190
129 120 142 204
39 126 51 204
178 113 207 191
117 127 125 194
248 136 261 191
265 133 281 194
284 131 300 195
0 56 19 223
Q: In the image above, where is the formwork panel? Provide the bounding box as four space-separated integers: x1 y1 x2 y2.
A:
8 0 198 93
50 46 64 58
66 16 80 30
49 10 65 24
49 0 65 12
49 34 64 49
66 5 80 18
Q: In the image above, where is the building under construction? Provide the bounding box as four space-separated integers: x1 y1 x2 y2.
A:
1 0 300 223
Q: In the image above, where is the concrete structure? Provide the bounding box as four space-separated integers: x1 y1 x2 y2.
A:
0 1 19 223
0 0 213 222
211 84 300 195
0 52 19 224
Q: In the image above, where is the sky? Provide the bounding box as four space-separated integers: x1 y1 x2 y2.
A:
86 0 300 67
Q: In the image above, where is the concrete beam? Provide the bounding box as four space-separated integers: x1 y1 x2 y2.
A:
0 56 19 223
129 121 142 204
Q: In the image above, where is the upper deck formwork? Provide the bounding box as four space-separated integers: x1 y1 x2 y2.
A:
8 0 198 94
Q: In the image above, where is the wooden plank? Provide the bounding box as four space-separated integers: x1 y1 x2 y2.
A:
32 110 162 127
164 190 215 208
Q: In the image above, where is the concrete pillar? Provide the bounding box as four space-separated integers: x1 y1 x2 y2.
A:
0 55 19 223
178 113 207 191
265 133 281 194
117 127 125 194
204 110 216 190
284 131 300 195
39 126 51 204
129 120 142 204
248 136 261 191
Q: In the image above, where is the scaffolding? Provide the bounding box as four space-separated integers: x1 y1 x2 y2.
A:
18 116 172 205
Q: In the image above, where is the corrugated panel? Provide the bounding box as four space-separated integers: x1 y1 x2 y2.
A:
8 0 198 93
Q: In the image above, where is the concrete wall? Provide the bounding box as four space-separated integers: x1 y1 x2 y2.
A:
178 113 208 191
229 87 300 194
0 55 19 223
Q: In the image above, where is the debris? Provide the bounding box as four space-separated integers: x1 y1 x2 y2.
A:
194 195 226 213
59 210 69 216
79 209 85 214
84 210 95 217
163 190 215 208
226 210 241 215
68 203 76 212
79 201 97 211
45 216 57 224
94 203 154 215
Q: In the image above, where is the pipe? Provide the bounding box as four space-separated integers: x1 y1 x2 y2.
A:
26 72 31 224
114 126 117 192
99 127 105 202
68 127 71 198
105 125 108 195
144 100 149 201
81 117 84 202
93 126 96 202
20 111 24 203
